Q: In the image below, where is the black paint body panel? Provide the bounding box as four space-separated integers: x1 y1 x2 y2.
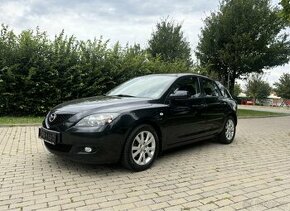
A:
39 74 237 164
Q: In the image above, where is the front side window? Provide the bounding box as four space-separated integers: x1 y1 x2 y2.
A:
201 79 221 97
170 77 201 98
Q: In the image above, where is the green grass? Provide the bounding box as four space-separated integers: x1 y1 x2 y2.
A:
0 116 44 125
0 109 287 125
238 109 287 118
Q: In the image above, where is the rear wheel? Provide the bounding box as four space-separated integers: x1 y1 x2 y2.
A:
122 125 159 171
218 116 236 144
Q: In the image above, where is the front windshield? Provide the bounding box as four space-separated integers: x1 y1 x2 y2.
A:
107 75 176 99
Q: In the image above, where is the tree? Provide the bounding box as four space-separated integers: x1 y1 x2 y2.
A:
148 19 192 67
196 0 290 95
234 83 242 97
274 73 290 99
280 0 290 22
245 74 271 104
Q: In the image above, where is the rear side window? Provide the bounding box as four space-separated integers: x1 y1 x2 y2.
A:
201 79 222 97
215 81 232 98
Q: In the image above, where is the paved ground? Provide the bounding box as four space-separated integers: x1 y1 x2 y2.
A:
1 116 290 211
238 105 290 114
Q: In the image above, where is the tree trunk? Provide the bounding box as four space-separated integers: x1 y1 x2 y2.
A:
253 98 256 105
229 76 235 96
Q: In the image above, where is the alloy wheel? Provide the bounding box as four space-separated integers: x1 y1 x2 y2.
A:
225 119 235 140
131 131 156 165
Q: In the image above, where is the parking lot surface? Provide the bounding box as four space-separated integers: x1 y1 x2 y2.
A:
1 116 290 210
238 105 290 114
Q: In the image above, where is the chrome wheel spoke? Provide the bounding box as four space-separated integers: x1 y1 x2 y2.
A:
145 137 153 145
146 146 155 151
145 133 152 142
135 136 142 144
137 152 143 163
146 151 153 158
142 152 146 164
133 149 141 158
140 132 145 144
132 146 140 151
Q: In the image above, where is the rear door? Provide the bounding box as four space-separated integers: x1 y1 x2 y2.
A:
200 78 226 134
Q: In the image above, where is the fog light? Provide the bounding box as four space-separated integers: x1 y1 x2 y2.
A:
84 147 92 153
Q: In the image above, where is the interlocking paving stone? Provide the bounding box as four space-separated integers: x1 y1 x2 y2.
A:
0 116 290 210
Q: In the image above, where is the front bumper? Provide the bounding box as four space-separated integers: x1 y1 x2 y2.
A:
39 126 125 164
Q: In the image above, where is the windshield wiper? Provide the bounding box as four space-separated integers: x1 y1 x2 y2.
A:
109 94 135 97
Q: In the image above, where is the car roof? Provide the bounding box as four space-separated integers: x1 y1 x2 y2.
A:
147 73 211 79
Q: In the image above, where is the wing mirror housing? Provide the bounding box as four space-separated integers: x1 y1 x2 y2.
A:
169 90 190 100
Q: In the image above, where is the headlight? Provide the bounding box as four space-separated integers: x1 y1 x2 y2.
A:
76 113 119 127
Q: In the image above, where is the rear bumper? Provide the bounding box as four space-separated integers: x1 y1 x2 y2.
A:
40 127 125 164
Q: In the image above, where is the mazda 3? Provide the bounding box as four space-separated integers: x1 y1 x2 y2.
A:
39 74 237 171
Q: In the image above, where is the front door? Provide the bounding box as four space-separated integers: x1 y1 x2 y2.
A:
164 76 208 146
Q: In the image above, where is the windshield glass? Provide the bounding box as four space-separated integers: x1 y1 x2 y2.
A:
107 75 176 99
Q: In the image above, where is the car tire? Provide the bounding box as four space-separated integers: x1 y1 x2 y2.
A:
218 116 236 144
122 124 159 171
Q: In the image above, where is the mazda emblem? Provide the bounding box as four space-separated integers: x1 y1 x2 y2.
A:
49 113 57 122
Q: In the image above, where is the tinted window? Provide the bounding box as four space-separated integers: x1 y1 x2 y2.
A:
171 77 201 98
215 81 232 98
201 79 221 97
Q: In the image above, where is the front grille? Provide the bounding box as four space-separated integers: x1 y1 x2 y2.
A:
47 113 74 127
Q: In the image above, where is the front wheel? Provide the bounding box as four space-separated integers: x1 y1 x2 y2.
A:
122 125 159 171
218 116 236 144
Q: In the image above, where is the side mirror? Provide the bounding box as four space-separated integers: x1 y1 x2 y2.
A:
169 90 189 100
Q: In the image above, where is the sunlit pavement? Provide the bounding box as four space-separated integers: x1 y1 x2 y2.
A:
1 116 290 210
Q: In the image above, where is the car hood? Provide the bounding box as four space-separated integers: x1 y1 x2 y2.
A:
52 95 152 114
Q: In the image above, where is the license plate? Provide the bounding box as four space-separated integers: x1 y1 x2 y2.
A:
39 128 60 145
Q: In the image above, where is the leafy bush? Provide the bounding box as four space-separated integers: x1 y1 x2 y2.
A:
0 25 192 116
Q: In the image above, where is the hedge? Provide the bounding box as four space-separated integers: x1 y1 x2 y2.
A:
0 25 193 116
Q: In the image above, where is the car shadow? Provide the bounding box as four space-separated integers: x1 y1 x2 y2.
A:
44 138 219 175
47 154 127 174
160 138 217 157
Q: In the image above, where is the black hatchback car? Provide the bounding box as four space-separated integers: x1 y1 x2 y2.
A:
39 74 237 171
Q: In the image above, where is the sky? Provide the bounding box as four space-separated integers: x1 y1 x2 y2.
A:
0 0 289 88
